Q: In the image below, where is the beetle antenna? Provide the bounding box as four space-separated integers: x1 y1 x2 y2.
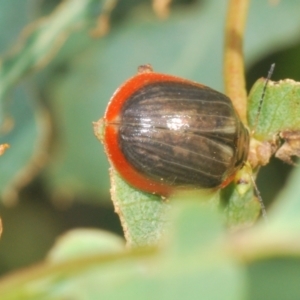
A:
250 175 268 223
253 63 275 134
250 65 274 222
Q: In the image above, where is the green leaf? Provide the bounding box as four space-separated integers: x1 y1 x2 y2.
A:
248 79 300 140
0 0 30 54
110 170 171 247
0 0 114 103
0 201 245 300
0 83 50 203
248 79 300 166
222 182 261 229
47 229 124 263
224 166 300 262
247 257 300 300
167 195 222 255
0 0 116 200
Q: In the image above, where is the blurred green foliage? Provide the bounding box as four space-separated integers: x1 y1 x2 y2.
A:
0 0 300 298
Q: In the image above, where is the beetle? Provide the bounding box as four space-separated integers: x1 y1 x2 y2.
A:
100 65 249 196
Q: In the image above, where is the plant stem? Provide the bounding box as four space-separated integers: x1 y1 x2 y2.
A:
224 0 249 125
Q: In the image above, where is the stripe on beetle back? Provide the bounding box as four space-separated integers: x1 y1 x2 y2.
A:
118 81 240 188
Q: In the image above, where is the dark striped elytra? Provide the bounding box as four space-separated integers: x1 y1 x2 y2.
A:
103 69 249 196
